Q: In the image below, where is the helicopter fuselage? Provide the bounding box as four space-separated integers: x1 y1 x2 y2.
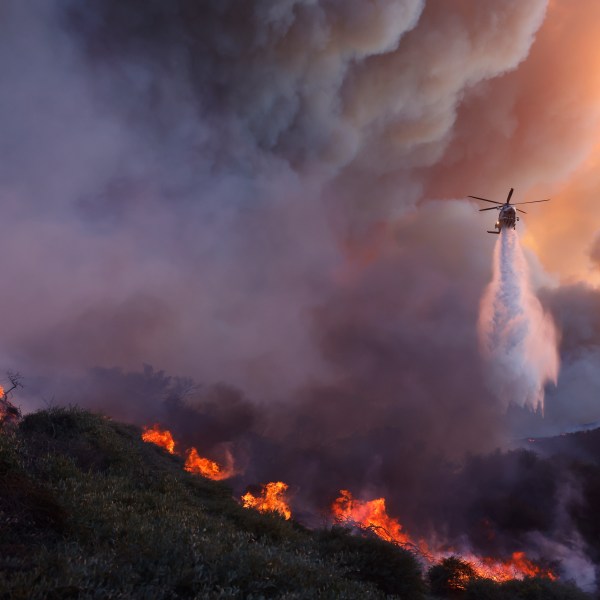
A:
494 205 518 231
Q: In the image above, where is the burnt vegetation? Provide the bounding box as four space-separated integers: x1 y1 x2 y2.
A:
0 407 595 599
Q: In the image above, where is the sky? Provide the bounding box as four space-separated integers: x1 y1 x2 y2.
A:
1 0 600 441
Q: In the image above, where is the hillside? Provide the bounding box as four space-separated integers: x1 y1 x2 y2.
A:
0 408 591 599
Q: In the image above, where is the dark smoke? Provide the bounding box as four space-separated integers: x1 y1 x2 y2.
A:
542 284 600 430
0 0 550 402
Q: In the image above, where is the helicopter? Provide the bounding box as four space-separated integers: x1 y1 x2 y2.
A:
468 188 550 234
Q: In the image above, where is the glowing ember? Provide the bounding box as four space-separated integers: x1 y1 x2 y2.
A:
467 551 557 582
332 489 413 545
141 424 176 454
241 481 292 520
184 447 236 481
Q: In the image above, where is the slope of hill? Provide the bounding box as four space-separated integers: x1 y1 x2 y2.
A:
0 408 591 599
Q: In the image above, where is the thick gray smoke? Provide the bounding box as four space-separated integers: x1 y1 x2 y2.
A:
0 0 551 409
478 229 559 412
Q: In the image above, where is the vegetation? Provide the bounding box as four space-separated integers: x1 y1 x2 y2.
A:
427 558 589 600
428 556 477 597
0 408 593 599
0 407 422 599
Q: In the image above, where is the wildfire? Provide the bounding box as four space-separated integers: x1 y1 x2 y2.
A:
332 489 414 546
468 551 557 582
142 424 176 454
241 481 292 520
184 447 237 481
331 490 556 583
138 428 558 585
141 425 237 481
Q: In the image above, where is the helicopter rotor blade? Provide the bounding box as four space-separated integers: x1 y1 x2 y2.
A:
506 188 514 203
516 208 527 214
479 206 500 211
468 195 503 205
511 199 550 205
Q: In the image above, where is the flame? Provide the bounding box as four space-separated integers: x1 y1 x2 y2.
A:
137 427 558 586
141 425 238 480
241 481 292 520
331 490 556 582
467 551 557 582
184 447 236 481
141 424 176 454
331 489 413 546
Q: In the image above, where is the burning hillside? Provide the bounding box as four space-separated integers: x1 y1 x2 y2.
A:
1 405 594 598
140 424 567 589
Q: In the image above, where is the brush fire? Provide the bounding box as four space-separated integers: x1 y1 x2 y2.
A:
141 424 176 454
332 489 414 546
142 424 236 481
331 489 556 583
241 481 292 520
184 447 237 480
142 426 557 584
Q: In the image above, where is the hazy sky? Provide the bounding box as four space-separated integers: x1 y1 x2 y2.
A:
1 1 600 436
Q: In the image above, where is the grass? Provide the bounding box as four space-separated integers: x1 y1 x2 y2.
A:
0 408 420 599
0 407 592 599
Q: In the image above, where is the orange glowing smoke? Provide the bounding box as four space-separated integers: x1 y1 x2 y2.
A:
468 551 557 582
184 447 237 481
142 424 176 454
241 482 292 520
332 489 413 546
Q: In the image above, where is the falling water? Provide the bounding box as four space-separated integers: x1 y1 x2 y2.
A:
478 229 559 412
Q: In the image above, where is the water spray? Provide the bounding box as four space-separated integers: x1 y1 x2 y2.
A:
478 229 559 412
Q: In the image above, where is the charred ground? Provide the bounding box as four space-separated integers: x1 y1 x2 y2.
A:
0 407 594 599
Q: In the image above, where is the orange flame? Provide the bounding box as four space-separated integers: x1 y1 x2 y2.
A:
184 447 236 481
141 424 176 454
467 551 557 582
241 481 292 520
332 489 413 545
141 425 238 480
331 490 556 582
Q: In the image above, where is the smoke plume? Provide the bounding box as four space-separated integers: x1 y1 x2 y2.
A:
478 229 559 412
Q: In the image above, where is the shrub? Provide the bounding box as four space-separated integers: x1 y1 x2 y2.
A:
317 526 425 599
